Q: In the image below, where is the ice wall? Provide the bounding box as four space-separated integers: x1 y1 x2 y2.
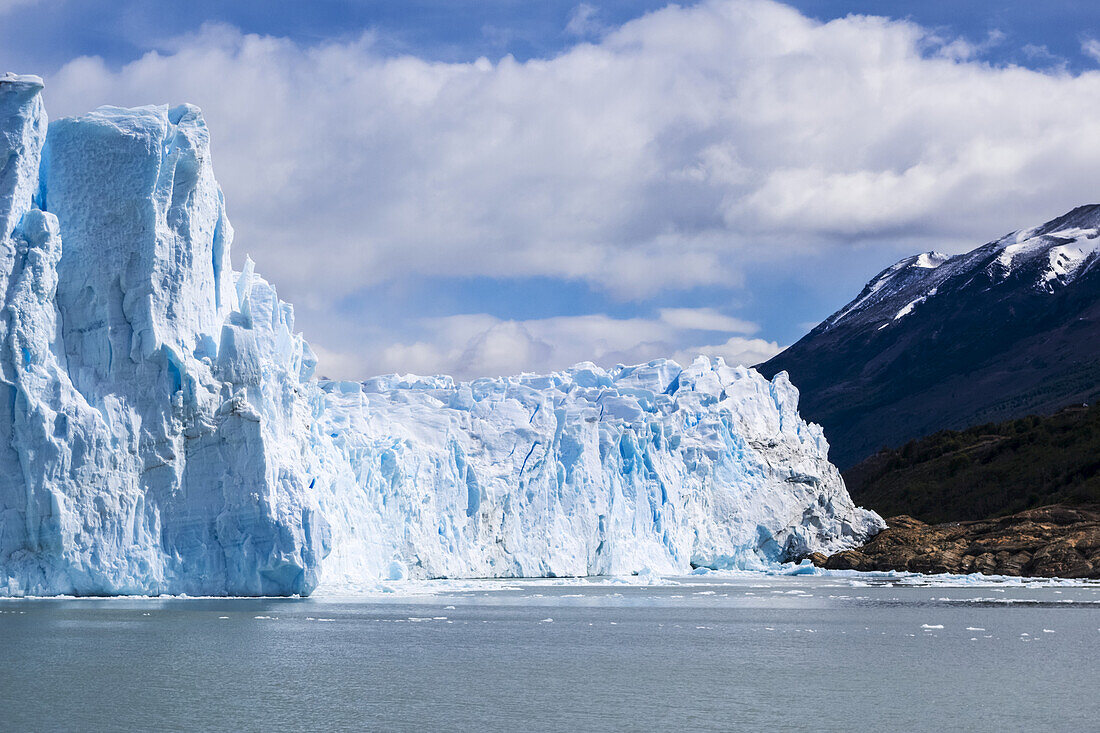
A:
310 361 882 586
0 76 882 596
1 76 326 596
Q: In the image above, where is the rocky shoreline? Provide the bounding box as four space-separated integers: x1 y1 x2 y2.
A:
807 504 1100 579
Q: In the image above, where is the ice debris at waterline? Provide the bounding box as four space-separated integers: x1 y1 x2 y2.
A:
0 74 883 596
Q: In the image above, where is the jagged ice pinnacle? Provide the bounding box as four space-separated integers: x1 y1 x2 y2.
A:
0 74 882 596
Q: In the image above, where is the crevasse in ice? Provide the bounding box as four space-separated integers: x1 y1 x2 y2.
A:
0 75 883 596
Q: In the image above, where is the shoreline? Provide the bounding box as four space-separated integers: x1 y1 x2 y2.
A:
811 503 1100 579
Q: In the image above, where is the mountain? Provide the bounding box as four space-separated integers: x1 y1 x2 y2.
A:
0 74 881 597
844 404 1100 523
758 205 1100 469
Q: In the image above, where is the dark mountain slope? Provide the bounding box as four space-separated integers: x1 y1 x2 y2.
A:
758 204 1100 468
843 403 1100 524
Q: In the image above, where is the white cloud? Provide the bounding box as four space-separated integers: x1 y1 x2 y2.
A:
308 342 369 382
932 28 1005 62
657 307 758 333
43 2 1100 304
566 4 605 38
1082 37 1100 63
672 336 782 370
32 1 1100 378
355 308 771 380
1022 43 1064 68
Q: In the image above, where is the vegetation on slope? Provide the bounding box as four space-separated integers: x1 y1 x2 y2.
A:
843 403 1100 523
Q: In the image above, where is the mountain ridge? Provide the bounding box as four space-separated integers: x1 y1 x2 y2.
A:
759 204 1100 468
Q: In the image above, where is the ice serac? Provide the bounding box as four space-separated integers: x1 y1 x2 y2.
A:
2 83 325 596
0 79 882 596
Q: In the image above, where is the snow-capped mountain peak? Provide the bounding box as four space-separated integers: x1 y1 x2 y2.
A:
823 251 948 331
986 212 1100 291
823 205 1100 333
914 252 951 269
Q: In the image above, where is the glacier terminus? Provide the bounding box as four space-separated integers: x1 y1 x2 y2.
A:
0 73 882 596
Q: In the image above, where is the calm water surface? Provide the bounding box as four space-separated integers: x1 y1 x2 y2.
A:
2 574 1098 732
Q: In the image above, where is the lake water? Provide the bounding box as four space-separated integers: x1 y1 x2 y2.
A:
1 573 1098 732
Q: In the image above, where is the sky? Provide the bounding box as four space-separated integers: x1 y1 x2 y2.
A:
3 0 1100 379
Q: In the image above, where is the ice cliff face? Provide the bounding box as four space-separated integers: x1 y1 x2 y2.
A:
310 361 883 587
0 75 882 596
2 75 325 596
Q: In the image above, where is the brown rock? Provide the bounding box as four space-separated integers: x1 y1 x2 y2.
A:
1017 505 1100 526
1073 528 1100 554
909 550 965 575
886 515 927 530
972 553 998 575
821 503 1100 579
824 550 874 572
1027 541 1092 578
998 551 1032 575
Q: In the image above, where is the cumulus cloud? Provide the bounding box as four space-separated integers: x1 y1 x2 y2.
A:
45 2 1100 298
359 308 777 380
33 1 1100 378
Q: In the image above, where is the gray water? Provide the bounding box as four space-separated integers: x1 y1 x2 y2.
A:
2 574 1098 732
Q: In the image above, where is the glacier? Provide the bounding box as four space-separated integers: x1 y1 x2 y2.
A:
0 73 882 596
